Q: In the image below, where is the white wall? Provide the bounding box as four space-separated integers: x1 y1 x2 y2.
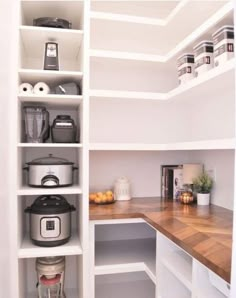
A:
0 1 13 297
189 150 235 210
89 150 192 197
90 149 234 210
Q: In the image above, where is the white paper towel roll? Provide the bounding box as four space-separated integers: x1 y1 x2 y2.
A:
33 82 50 95
19 83 33 94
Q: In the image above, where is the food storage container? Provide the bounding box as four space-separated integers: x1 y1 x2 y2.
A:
177 54 195 84
212 25 234 66
193 40 213 76
114 177 131 201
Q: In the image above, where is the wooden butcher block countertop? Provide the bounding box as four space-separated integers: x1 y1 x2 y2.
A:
90 197 233 283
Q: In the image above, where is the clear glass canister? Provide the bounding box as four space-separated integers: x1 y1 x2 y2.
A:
114 177 131 201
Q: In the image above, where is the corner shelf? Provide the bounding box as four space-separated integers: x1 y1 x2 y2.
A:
90 2 232 62
89 138 235 151
95 238 156 284
17 185 82 196
18 230 82 259
89 58 235 101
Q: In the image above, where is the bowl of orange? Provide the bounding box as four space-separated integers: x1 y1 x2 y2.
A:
89 190 115 205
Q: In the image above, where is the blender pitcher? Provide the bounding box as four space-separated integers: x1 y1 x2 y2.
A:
23 106 49 143
38 274 61 298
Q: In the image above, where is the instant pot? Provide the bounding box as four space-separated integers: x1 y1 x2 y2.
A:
25 195 76 247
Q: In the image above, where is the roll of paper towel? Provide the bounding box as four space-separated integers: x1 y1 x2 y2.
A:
19 83 33 94
33 82 50 95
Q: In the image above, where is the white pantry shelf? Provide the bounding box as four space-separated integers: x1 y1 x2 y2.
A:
18 94 83 106
90 11 165 26
20 26 83 60
89 89 166 100
17 143 82 148
18 231 82 259
90 49 164 63
18 69 83 84
95 238 156 284
161 250 192 291
89 58 235 101
90 2 232 59
89 138 235 151
168 58 235 99
95 276 155 298
17 185 82 196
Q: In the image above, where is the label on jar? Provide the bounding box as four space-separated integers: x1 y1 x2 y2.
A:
178 66 193 77
195 56 211 69
214 43 234 57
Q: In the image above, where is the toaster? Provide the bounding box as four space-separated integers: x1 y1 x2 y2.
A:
51 115 77 143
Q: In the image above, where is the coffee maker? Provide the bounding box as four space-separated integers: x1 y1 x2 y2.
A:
36 256 66 298
23 106 50 143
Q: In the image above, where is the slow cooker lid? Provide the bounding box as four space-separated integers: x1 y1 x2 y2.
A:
27 154 74 165
27 195 75 214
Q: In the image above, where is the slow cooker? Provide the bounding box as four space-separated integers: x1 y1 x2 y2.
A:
24 154 78 187
25 195 76 247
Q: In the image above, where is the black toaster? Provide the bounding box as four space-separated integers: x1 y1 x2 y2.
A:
51 115 77 143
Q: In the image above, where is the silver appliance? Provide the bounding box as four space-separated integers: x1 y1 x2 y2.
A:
23 106 50 143
24 154 78 187
36 256 66 298
25 195 76 247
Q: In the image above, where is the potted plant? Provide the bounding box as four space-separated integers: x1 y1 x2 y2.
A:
192 171 213 205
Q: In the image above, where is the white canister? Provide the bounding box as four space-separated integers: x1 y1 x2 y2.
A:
177 54 195 84
212 25 234 66
193 40 214 76
114 177 131 201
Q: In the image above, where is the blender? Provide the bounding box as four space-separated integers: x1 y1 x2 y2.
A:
36 256 66 298
23 106 50 143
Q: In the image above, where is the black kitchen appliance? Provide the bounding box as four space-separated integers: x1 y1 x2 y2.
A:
44 42 59 71
51 115 77 143
25 195 76 247
33 17 71 29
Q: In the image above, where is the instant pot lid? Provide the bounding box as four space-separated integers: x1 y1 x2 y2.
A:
27 154 74 165
26 195 76 214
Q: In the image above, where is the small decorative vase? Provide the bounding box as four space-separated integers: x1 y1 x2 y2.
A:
197 193 210 205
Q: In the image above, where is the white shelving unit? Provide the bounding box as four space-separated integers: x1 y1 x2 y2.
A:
11 1 90 298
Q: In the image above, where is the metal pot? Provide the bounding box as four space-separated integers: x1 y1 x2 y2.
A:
24 154 78 187
25 195 76 247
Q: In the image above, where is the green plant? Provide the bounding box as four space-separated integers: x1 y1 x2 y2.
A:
192 171 213 194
